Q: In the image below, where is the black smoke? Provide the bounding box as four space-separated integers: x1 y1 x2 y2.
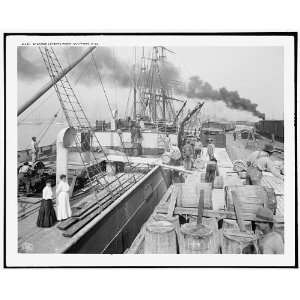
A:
17 47 45 80
17 46 265 119
17 46 132 87
177 76 265 119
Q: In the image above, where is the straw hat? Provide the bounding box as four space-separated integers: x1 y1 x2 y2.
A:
255 207 274 223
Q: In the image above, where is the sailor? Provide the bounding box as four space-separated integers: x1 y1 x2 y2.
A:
31 136 39 163
207 138 215 160
18 162 31 194
254 207 284 254
194 137 203 159
246 144 283 185
205 156 219 185
182 140 193 170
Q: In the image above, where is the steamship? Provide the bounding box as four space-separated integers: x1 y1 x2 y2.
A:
17 46 284 255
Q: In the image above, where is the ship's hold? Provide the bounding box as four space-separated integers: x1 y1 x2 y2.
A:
221 229 258 254
144 220 177 254
213 176 224 189
181 223 214 254
176 182 213 209
225 185 277 214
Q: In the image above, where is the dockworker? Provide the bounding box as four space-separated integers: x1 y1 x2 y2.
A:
164 133 171 152
205 156 219 185
207 138 215 160
31 136 39 163
18 162 31 194
194 137 203 159
135 124 143 155
254 207 284 254
182 140 193 170
130 124 136 145
233 131 237 141
246 144 284 185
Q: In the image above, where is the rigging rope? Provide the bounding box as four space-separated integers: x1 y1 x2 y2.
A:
90 52 114 119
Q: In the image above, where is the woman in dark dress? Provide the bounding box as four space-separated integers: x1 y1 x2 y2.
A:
37 179 57 227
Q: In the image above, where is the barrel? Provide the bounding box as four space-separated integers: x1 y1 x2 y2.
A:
222 219 252 231
153 214 180 231
221 229 258 254
181 223 214 254
225 185 277 214
144 221 177 254
176 182 213 209
189 217 220 253
213 176 224 189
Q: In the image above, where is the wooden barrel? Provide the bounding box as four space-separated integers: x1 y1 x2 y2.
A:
153 214 180 231
213 176 224 189
221 229 258 254
189 217 220 253
145 221 177 254
176 182 213 209
181 223 214 254
225 185 277 214
222 219 252 231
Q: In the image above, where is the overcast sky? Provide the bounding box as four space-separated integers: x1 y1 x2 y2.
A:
17 45 283 148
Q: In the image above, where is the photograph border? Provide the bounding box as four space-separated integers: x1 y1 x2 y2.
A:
3 32 298 268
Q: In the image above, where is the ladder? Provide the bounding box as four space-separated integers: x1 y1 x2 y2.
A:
39 46 124 198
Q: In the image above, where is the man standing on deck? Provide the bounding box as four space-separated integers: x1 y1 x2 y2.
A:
207 138 215 160
246 144 283 185
182 140 193 170
31 136 39 163
254 207 284 254
194 137 203 159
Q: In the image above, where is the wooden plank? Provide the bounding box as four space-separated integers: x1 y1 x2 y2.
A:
197 190 204 225
231 190 246 232
167 185 178 217
156 204 284 223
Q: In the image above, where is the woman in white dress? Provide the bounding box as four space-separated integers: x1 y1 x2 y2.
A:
56 174 72 221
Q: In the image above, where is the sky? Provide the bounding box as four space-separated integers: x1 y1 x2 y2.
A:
17 45 284 149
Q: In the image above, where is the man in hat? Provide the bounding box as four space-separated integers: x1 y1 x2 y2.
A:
246 144 283 185
255 207 284 254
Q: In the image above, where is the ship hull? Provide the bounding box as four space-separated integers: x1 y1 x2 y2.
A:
64 166 171 254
